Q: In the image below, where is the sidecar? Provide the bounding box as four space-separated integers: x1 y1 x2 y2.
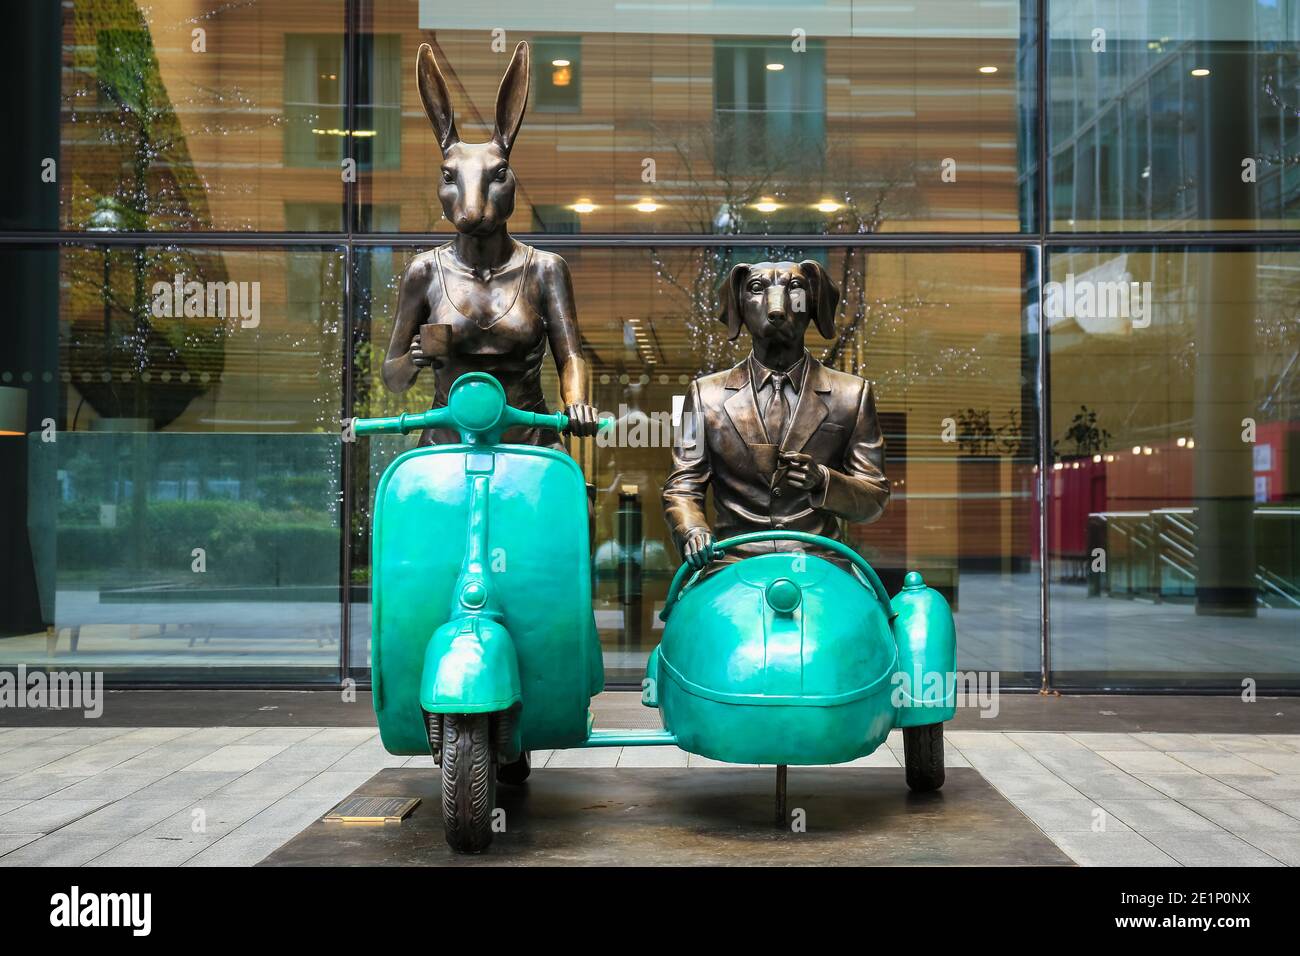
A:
644 531 956 790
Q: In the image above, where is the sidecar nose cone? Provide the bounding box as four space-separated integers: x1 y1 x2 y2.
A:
765 577 802 614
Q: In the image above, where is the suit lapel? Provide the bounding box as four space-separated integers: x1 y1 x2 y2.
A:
722 360 769 452
782 357 830 452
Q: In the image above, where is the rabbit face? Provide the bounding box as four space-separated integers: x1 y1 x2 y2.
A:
438 141 516 236
417 40 530 237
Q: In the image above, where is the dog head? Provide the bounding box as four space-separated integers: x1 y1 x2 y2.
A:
718 260 840 346
416 40 530 236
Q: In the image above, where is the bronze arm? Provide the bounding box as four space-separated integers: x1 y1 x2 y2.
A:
810 381 890 524
662 380 713 554
381 257 435 393
538 252 599 434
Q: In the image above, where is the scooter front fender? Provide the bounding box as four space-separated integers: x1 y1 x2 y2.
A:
419 615 522 714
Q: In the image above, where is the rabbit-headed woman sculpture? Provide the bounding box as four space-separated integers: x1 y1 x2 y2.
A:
382 41 600 445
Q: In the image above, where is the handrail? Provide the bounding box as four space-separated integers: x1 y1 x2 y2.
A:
659 530 893 621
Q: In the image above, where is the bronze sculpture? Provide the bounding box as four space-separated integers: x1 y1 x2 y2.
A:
382 40 599 444
663 261 890 570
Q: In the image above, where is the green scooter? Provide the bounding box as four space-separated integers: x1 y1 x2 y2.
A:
355 373 671 852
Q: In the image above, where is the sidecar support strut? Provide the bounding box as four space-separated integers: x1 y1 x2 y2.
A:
775 765 787 826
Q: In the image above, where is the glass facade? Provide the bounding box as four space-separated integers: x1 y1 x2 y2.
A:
0 0 1296 690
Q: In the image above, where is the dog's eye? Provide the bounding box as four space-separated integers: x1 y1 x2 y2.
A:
747 281 764 293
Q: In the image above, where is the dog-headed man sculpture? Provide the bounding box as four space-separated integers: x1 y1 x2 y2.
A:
663 260 890 571
381 40 600 445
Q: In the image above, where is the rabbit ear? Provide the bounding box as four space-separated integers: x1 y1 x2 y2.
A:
799 259 840 339
416 42 459 152
492 41 530 155
717 263 751 341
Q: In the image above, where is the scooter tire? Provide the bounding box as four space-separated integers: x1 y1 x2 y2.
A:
497 750 531 785
441 713 497 852
903 723 945 792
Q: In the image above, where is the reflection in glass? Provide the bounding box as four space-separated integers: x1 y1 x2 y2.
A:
349 245 1040 682
1047 249 1300 686
47 0 348 232
1049 0 1300 231
0 245 345 680
356 0 1030 234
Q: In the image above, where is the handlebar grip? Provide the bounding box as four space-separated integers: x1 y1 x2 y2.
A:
352 408 449 435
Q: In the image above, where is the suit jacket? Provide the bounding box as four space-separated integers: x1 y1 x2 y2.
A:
662 352 889 567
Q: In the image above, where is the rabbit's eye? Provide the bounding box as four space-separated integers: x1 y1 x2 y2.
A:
494 167 509 182
441 170 454 185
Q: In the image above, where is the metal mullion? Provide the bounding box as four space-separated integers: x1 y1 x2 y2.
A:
1037 0 1052 693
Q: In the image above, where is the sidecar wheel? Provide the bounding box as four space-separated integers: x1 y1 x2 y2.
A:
903 723 945 792
497 750 531 785
441 714 497 853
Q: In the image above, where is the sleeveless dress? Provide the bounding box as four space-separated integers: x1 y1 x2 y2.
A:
418 243 563 449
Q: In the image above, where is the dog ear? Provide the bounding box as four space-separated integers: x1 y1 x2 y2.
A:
493 41 530 155
717 263 751 341
416 42 459 153
799 259 840 339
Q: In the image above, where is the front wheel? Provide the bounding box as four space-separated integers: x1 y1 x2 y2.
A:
902 723 945 792
441 714 497 852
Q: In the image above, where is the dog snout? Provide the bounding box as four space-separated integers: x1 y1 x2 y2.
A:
765 286 787 320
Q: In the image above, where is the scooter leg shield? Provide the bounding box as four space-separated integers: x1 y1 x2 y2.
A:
420 616 522 715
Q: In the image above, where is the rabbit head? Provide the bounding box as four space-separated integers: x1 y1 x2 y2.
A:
416 40 529 236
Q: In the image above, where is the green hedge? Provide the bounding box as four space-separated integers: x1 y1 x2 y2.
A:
57 499 339 586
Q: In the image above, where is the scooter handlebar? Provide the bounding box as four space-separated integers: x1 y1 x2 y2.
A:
350 407 611 437
659 530 894 621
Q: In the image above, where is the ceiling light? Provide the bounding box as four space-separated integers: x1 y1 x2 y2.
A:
551 59 571 67
765 62 784 72
1190 68 1210 77
633 200 659 213
814 199 842 213
570 199 596 214
753 197 780 213
979 65 998 74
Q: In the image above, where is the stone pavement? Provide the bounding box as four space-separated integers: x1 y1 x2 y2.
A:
2 725 1299 866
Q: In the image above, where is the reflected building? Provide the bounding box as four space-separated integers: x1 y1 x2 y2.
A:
0 0 1295 690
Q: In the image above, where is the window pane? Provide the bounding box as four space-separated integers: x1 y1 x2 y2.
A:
8 1 348 232
1046 248 1300 686
0 244 345 681
349 245 1040 684
356 0 1035 234
1049 0 1300 231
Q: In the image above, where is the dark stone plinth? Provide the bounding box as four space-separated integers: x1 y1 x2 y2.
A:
260 767 1073 866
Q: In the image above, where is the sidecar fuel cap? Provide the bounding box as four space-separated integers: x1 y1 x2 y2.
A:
765 578 802 614
903 571 926 590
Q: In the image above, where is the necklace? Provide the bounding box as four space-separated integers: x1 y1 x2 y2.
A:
435 244 533 331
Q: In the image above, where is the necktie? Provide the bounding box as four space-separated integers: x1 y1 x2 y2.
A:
765 372 789 444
